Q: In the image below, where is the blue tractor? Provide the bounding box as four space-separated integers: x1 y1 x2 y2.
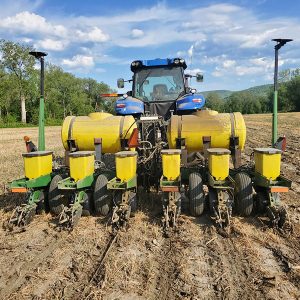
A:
114 58 205 118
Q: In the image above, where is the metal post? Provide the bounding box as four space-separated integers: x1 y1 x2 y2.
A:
39 56 45 150
272 46 279 146
29 51 47 151
271 39 292 147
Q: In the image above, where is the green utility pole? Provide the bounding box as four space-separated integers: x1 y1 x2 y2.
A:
271 39 292 147
29 51 48 151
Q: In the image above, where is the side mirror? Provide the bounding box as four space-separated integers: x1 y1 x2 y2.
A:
117 78 125 88
196 73 204 82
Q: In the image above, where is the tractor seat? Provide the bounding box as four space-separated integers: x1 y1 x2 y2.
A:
152 84 168 99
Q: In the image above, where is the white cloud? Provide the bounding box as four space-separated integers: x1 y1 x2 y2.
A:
222 60 236 68
0 11 67 37
76 26 109 43
131 29 144 38
62 55 94 68
35 38 68 51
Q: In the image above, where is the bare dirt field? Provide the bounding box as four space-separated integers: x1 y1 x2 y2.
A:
0 112 299 300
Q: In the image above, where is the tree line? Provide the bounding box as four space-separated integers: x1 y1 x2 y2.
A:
0 40 113 126
1 39 299 127
205 69 300 114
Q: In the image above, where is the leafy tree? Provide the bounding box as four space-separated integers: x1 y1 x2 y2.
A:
205 92 224 112
0 40 37 123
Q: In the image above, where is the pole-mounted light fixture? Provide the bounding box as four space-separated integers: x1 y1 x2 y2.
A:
29 51 48 151
271 39 293 147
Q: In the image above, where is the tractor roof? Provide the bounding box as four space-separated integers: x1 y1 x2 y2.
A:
131 58 187 71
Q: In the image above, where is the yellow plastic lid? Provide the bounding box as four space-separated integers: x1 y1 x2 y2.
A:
22 151 53 157
207 148 231 155
69 151 95 157
254 148 281 154
115 151 138 157
161 149 181 155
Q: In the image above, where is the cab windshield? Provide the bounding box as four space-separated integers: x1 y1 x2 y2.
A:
133 66 185 102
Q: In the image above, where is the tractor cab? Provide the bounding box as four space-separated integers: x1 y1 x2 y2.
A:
115 58 205 119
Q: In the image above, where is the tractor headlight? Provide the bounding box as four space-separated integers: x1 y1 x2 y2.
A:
174 59 180 64
179 59 185 64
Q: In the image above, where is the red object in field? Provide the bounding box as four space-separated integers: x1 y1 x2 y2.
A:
23 136 38 153
128 128 139 148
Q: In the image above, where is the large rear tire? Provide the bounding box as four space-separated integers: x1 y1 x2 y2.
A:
93 174 111 216
48 175 68 215
189 172 205 216
234 173 253 216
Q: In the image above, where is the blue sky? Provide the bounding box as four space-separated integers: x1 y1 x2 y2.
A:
0 0 299 92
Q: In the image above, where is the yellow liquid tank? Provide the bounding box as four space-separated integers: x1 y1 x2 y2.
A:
167 110 246 152
61 112 137 153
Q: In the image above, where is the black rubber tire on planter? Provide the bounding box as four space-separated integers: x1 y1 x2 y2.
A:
48 175 68 215
93 174 111 216
234 172 254 216
82 192 91 216
189 172 205 216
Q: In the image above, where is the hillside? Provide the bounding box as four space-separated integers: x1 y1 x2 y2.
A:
202 84 272 99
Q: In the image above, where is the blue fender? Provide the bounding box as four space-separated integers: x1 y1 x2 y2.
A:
115 96 144 115
176 93 206 112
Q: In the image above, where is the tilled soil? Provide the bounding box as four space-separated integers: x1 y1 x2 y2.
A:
0 113 299 300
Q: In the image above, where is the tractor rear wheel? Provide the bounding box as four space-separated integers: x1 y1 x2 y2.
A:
234 173 253 216
93 174 111 216
48 175 68 215
189 172 205 216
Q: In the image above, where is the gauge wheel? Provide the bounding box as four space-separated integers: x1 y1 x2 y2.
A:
93 174 111 216
189 172 205 216
48 175 68 215
234 173 253 216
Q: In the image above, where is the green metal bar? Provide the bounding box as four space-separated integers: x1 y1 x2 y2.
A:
10 174 52 189
107 175 137 190
57 175 94 190
28 190 42 206
253 172 292 188
207 173 234 189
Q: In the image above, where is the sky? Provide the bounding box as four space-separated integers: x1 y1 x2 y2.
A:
0 0 299 92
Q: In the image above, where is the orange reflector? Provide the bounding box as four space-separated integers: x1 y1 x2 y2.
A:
161 186 179 192
270 186 289 193
11 187 27 193
100 93 119 97
128 128 139 148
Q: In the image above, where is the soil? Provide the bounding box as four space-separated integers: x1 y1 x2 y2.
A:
0 113 299 300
